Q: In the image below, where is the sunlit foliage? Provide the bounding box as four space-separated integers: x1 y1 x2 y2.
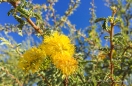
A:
0 0 132 86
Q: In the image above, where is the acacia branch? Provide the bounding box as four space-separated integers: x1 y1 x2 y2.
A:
26 18 43 34
121 67 129 86
109 22 114 86
63 76 68 86
109 7 117 86
121 46 130 56
37 73 51 86
1 67 23 86
54 1 79 29
3 1 43 34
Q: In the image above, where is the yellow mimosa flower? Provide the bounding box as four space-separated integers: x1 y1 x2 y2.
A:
40 31 75 57
18 47 46 73
53 53 78 76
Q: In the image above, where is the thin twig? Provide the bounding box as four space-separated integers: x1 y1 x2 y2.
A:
63 76 68 86
37 73 51 86
121 67 129 86
1 67 23 86
54 1 79 29
121 46 130 56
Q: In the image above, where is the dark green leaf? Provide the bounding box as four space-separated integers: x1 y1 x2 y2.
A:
94 17 106 23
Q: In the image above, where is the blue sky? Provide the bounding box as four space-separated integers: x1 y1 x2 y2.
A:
0 0 111 43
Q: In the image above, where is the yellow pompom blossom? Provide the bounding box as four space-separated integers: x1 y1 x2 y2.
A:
18 47 46 73
40 32 75 57
39 31 78 75
52 53 78 76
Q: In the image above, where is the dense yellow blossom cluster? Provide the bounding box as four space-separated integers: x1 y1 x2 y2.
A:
18 31 78 76
40 32 78 75
18 47 46 73
40 32 75 57
52 53 78 75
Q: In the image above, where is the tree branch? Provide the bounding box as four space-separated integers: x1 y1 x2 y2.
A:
7 1 43 34
109 6 117 86
121 67 129 86
1 67 23 86
63 76 68 86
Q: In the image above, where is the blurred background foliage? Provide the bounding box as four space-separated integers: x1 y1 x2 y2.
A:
0 0 132 86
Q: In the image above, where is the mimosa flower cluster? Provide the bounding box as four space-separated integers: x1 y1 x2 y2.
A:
18 32 78 75
18 47 46 73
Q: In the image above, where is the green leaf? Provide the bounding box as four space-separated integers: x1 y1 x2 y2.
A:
0 73 6 77
104 36 110 39
0 37 11 46
102 19 109 31
34 13 42 20
94 17 106 23
0 42 11 45
7 9 15 16
113 33 122 37
16 6 30 18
